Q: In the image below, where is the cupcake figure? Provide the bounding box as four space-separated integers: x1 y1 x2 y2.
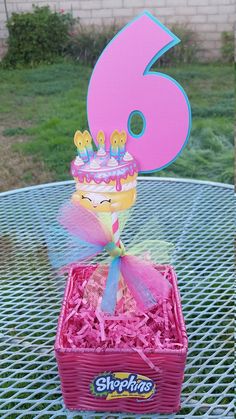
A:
71 129 138 213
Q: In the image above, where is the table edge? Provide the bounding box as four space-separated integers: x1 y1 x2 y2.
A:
0 176 234 197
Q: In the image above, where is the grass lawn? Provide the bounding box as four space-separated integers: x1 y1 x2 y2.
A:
0 61 234 191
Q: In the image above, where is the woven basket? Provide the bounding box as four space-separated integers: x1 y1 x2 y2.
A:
55 264 188 414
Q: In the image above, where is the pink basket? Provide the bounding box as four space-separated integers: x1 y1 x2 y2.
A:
55 264 188 414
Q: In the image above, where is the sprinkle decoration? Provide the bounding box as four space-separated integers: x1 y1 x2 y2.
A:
60 265 182 353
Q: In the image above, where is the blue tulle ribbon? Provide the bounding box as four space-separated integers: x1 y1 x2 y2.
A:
100 257 121 314
47 226 123 313
46 226 104 269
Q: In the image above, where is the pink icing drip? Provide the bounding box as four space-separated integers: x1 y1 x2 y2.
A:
72 160 138 192
116 177 122 192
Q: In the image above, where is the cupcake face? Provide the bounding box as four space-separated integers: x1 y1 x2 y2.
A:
72 188 136 213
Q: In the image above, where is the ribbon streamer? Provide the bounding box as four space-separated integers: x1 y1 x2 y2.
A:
101 257 121 313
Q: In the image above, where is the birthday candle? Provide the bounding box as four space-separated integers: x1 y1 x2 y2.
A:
110 130 119 159
96 130 107 156
97 130 105 149
83 130 94 160
118 130 127 160
74 131 89 162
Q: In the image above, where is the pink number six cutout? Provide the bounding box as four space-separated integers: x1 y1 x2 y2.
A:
87 11 191 172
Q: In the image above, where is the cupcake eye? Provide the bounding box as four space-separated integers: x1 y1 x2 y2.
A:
81 195 92 202
100 199 111 204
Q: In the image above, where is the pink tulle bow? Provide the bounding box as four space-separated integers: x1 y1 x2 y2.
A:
57 203 172 313
120 255 172 311
58 203 112 246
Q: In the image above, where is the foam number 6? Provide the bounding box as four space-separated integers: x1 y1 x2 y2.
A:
87 11 191 172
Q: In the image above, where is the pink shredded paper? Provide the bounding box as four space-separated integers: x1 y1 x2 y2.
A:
60 265 182 352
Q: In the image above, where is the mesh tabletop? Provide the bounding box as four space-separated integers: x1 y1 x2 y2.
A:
0 177 234 419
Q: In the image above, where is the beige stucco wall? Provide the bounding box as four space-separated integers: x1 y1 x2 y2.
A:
0 0 235 60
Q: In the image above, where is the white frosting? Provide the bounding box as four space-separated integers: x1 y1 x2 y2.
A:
123 151 133 162
74 156 84 166
89 159 100 169
107 157 118 167
96 147 106 157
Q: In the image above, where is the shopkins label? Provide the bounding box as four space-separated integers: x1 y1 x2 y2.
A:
90 372 155 400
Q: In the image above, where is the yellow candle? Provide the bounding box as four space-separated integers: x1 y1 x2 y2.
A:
97 130 105 148
110 130 119 159
74 131 88 162
83 130 94 159
118 130 127 159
